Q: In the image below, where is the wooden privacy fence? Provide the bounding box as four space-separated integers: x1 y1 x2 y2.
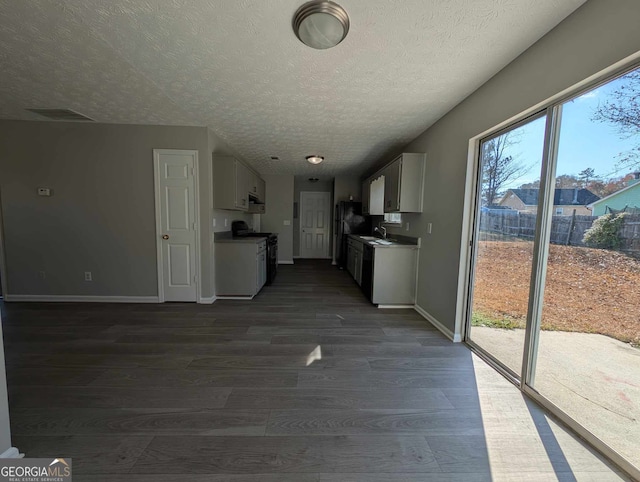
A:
478 210 640 253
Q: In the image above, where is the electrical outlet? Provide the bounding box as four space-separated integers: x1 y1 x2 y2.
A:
224 218 228 227
405 222 410 231
84 271 92 282
283 220 291 226
427 223 433 234
38 271 46 280
212 218 216 228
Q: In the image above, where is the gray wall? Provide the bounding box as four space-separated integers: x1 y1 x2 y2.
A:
0 121 241 300
373 0 640 333
261 175 294 263
293 176 334 257
0 316 11 455
334 176 361 203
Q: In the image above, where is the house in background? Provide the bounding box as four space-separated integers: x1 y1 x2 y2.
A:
589 173 640 216
499 188 600 215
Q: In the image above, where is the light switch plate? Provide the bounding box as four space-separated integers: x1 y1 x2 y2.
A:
37 187 51 196
283 220 291 226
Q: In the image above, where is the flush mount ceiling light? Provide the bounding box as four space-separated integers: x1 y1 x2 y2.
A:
306 155 324 164
293 1 350 50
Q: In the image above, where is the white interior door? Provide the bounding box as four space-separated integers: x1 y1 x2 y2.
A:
300 191 331 258
154 149 198 302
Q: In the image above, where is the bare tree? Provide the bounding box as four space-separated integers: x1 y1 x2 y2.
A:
592 69 640 169
481 133 528 206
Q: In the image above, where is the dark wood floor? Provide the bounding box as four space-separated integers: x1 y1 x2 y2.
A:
1 260 626 480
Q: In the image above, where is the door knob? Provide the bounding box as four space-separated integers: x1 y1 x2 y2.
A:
162 235 169 240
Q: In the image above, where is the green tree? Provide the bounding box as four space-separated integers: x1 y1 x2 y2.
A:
578 167 596 186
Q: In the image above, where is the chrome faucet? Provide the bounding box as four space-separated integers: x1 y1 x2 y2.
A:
374 225 387 239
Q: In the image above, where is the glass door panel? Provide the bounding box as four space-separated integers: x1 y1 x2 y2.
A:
530 68 640 470
467 114 548 376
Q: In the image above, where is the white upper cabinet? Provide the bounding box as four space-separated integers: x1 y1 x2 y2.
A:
362 178 371 214
369 175 385 215
248 170 265 201
255 176 266 203
383 153 425 213
234 161 250 209
213 156 266 212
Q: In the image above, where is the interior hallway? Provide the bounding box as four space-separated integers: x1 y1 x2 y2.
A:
0 260 627 480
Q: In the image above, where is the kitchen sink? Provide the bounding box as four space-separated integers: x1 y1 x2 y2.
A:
374 240 394 245
358 236 379 241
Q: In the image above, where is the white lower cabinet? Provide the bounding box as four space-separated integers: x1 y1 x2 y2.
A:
215 240 267 297
346 236 417 305
256 246 267 291
371 247 417 305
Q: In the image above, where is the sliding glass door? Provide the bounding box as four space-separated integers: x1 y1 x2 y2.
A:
466 64 640 476
467 113 548 377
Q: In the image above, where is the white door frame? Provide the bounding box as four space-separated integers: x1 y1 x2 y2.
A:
299 191 332 259
0 188 8 298
153 149 201 303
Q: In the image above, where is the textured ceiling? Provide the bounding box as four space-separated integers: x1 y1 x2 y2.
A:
0 0 586 176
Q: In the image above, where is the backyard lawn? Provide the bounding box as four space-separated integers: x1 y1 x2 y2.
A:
472 241 640 346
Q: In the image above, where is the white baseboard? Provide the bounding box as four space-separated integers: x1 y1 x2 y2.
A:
278 260 294 265
0 447 23 458
4 294 159 303
198 296 217 304
216 295 254 300
378 304 414 309
414 304 462 342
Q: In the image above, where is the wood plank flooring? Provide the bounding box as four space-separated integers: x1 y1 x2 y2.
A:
1 260 628 480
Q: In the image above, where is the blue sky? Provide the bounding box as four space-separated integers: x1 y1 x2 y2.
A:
500 71 639 189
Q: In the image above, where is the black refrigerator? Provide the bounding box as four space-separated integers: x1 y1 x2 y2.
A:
335 201 371 269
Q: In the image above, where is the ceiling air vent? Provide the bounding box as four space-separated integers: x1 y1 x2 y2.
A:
26 109 94 122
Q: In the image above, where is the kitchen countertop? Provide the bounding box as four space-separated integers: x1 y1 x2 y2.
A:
215 236 267 244
348 234 419 248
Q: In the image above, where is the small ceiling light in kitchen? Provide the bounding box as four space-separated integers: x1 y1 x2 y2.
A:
293 1 350 50
306 155 324 165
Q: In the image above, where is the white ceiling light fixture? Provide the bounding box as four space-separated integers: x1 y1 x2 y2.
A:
306 155 324 164
293 1 350 50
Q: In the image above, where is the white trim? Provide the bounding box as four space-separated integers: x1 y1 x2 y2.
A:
278 260 294 265
153 149 201 304
216 295 254 300
3 295 159 303
198 296 217 304
0 447 23 459
378 304 414 309
414 304 461 342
